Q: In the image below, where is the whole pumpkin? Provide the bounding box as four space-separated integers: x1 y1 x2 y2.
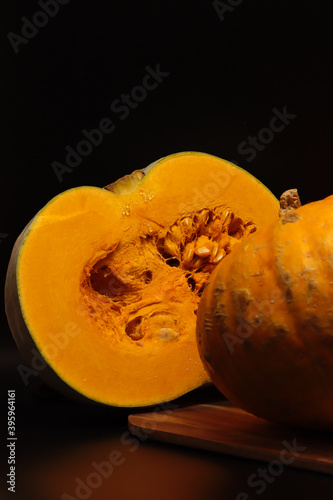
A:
197 193 333 430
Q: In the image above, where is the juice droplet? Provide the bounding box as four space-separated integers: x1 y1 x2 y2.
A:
122 204 130 216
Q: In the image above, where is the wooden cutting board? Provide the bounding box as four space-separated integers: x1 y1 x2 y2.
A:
128 399 333 475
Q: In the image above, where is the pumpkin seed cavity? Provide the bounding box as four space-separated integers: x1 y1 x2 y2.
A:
155 207 256 295
82 207 256 343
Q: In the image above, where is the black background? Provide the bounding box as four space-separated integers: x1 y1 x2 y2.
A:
1 1 333 499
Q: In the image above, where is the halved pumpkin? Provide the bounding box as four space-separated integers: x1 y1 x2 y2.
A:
5 152 279 406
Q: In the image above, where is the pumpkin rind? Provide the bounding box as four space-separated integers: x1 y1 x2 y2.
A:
197 194 333 430
5 152 279 407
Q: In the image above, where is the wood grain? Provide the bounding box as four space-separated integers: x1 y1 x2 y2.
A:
128 400 333 475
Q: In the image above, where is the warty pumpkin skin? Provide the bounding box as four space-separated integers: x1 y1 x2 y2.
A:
197 194 333 430
5 152 279 407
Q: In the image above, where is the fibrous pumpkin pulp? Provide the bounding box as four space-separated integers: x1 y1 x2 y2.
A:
5 152 279 406
197 192 333 430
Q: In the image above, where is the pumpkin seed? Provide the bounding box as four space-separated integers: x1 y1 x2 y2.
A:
158 328 179 341
180 217 193 238
195 235 212 257
164 236 179 257
228 217 244 238
169 224 182 245
205 218 222 237
209 241 219 262
222 210 231 226
192 256 205 269
195 209 210 230
182 241 195 264
212 246 225 264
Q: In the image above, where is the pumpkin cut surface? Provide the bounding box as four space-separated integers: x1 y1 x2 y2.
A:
5 152 279 406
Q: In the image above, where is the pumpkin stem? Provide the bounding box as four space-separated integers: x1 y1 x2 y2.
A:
278 189 301 217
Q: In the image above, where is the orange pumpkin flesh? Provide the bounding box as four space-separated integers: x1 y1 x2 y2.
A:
5 152 279 407
197 194 333 430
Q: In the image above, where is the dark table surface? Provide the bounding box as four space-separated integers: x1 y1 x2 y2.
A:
1 349 333 500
